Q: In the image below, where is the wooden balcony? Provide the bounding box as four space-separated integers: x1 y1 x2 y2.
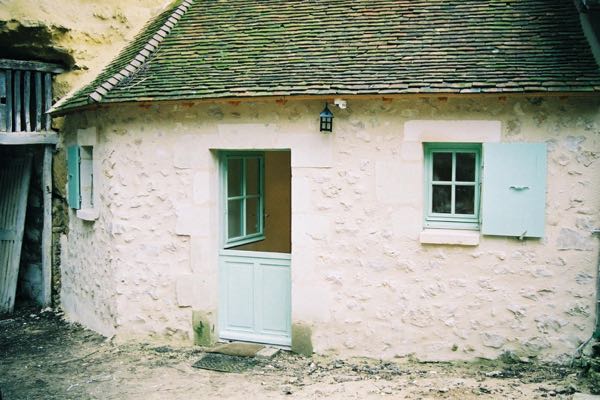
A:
0 59 64 145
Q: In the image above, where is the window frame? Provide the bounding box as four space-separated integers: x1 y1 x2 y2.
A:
79 145 94 209
423 142 481 230
67 141 98 221
221 151 265 248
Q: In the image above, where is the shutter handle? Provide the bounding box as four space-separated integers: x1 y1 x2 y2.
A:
509 185 530 191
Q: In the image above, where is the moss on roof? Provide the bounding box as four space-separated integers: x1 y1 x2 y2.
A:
54 0 600 114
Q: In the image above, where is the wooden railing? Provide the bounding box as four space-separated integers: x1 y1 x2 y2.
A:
0 59 63 134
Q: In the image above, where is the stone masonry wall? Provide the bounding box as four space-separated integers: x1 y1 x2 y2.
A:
58 117 118 337
59 95 600 362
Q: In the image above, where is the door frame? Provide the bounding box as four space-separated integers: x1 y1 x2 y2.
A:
216 150 292 346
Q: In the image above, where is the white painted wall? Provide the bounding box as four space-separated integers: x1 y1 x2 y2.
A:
59 96 600 362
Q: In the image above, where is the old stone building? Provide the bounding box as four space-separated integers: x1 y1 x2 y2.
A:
5 0 600 362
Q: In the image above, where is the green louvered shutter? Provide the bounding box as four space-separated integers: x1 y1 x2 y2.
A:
67 145 81 209
481 143 547 238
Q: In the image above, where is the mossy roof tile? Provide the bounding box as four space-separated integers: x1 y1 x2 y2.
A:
53 0 600 113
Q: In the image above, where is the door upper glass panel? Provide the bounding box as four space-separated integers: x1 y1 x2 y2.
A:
223 153 264 247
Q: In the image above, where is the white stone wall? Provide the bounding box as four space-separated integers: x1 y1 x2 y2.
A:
60 96 600 361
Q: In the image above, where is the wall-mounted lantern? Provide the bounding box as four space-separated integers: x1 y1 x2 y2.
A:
319 103 333 133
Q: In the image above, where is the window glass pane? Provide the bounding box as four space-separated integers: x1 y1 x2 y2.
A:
432 152 452 181
246 157 260 195
456 152 476 182
455 185 475 214
227 158 243 197
227 199 243 238
432 185 451 213
245 197 260 235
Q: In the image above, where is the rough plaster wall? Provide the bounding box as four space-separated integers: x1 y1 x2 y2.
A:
59 117 117 336
60 96 599 361
104 120 193 341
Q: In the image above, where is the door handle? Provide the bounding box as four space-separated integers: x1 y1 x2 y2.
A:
509 185 530 191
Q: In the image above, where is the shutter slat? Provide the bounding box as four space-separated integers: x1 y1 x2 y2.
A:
23 71 31 131
481 143 547 238
5 71 12 132
0 72 6 132
35 72 42 131
13 70 20 132
44 73 52 131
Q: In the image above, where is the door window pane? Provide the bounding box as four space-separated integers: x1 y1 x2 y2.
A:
223 153 265 247
456 152 476 182
432 185 451 213
227 158 243 197
246 157 260 195
432 152 452 181
455 185 475 214
228 199 242 239
245 197 260 235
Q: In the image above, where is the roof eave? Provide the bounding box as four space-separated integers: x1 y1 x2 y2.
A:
49 90 600 117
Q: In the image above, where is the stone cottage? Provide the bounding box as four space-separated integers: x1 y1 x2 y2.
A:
51 0 600 362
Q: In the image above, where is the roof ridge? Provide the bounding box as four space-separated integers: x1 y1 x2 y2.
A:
87 0 194 103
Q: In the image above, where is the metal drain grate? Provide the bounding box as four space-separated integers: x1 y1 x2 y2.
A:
192 353 258 373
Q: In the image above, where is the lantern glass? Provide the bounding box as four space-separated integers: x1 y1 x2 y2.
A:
319 104 333 132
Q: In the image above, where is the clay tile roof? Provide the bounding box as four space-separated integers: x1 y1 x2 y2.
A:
53 0 600 114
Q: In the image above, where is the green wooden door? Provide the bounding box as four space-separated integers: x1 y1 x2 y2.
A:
219 250 291 346
218 151 291 346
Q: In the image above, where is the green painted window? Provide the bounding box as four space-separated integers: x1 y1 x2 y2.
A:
222 152 265 248
424 143 481 229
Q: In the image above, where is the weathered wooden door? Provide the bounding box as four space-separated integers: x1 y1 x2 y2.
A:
0 154 32 313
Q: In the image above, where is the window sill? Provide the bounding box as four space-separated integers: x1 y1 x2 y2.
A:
419 229 480 246
76 208 99 221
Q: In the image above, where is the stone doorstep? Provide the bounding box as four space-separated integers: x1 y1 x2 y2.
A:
573 394 600 400
255 346 280 360
208 341 280 359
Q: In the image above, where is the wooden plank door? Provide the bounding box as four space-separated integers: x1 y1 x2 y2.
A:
219 250 291 346
0 154 32 313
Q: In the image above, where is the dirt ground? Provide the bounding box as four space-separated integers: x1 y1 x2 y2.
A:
0 307 598 400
